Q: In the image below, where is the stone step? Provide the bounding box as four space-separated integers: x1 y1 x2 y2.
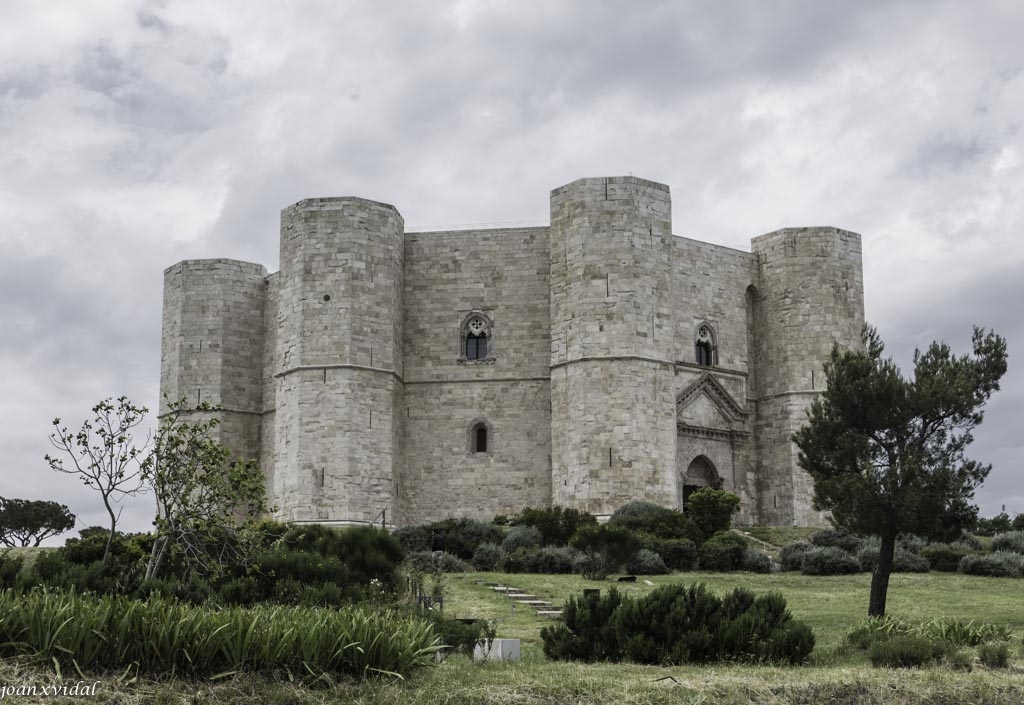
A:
537 611 563 619
520 600 552 608
510 594 540 602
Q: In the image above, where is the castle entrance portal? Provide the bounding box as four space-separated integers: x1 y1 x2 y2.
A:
681 456 719 509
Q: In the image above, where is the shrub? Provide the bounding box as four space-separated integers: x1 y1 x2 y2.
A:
471 542 503 571
542 583 814 665
608 501 699 542
848 615 1012 650
697 532 746 572
958 531 983 551
810 529 863 554
685 488 741 541
393 518 503 560
921 543 972 572
626 549 668 575
513 506 597 546
218 576 265 606
541 588 625 661
991 530 1024 554
570 525 642 579
896 534 927 554
959 551 1024 578
779 541 814 572
501 525 542 553
978 642 1010 668
406 551 466 573
856 546 929 573
741 547 773 574
502 546 579 574
278 524 405 590
801 546 860 576
645 537 697 571
868 635 947 668
525 546 579 574
948 649 973 672
0 554 23 589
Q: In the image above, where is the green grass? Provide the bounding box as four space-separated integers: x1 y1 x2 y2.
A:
3 569 1024 704
737 526 818 550
442 570 1024 661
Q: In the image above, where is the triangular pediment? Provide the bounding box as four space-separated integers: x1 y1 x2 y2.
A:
675 374 750 435
678 392 732 431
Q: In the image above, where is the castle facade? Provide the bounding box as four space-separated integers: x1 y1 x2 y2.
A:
159 176 864 527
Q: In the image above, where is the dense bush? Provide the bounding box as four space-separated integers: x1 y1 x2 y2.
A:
921 543 972 572
856 546 929 573
810 529 863 554
542 584 814 665
626 549 668 575
570 525 642 579
697 532 746 572
393 518 503 560
274 524 406 590
685 488 740 540
779 541 814 572
513 506 597 546
991 530 1024 554
958 551 1024 578
0 589 439 679
868 635 948 668
958 531 984 551
0 554 23 589
896 534 928 554
741 547 773 573
501 546 580 574
978 642 1010 668
501 525 542 553
471 542 503 571
801 546 861 576
406 551 467 573
643 537 697 571
607 501 699 542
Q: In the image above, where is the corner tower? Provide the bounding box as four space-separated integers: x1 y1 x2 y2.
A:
750 227 864 525
549 177 677 516
159 259 266 458
272 198 404 525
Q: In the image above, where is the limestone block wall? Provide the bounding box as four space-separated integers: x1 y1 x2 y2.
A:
272 198 404 524
400 227 551 523
159 259 266 462
550 177 677 516
751 227 865 525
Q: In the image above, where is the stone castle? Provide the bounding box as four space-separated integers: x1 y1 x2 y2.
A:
159 176 864 527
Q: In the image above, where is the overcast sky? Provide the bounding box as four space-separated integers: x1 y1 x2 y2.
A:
2 0 1021 541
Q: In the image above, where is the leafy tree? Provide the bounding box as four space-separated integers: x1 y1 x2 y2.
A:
685 488 741 541
0 497 76 546
793 325 1007 617
570 524 641 579
45 397 147 566
143 399 269 581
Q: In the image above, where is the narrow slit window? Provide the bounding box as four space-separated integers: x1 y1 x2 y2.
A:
471 422 489 453
695 324 716 367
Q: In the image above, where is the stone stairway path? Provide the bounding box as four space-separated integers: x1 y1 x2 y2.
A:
476 581 563 620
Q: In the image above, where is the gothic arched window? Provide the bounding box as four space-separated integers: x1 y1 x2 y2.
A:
461 314 492 361
695 323 717 367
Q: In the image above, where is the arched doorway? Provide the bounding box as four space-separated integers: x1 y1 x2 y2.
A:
681 456 719 508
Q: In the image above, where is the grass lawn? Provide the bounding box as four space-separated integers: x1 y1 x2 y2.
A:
2 569 1024 704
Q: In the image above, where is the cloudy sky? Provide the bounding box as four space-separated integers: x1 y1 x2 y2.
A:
2 0 1021 540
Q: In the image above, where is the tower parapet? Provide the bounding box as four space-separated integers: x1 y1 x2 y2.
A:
750 227 865 524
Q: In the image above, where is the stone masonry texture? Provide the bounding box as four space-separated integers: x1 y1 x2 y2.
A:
159 176 865 527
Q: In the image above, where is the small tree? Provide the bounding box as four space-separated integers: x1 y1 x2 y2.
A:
45 397 147 566
686 488 741 541
0 497 76 546
143 399 269 581
570 524 641 579
793 325 1007 617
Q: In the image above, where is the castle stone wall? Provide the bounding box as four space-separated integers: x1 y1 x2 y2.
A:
400 227 551 523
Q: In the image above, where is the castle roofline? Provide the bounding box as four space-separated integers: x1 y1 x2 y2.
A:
283 196 403 222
